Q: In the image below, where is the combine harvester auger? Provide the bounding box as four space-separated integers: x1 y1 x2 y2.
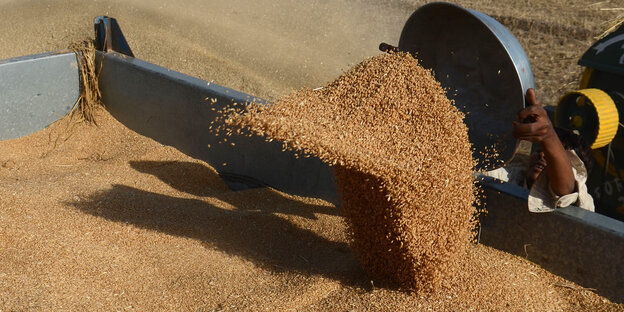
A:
1 2 622 302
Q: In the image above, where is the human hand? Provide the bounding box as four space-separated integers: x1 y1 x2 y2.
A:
512 89 557 144
513 89 575 195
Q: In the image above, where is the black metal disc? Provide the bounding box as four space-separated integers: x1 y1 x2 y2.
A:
398 2 535 171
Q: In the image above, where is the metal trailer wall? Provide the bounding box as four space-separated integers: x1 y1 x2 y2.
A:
0 52 79 140
479 177 624 301
96 51 339 204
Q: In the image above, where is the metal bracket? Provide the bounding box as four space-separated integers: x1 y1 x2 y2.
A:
94 16 134 57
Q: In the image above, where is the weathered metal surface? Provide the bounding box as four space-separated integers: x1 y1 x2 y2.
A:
478 176 624 302
0 52 79 140
96 51 339 203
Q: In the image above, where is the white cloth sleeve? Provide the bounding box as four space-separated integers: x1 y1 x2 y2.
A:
528 150 595 213
481 154 530 186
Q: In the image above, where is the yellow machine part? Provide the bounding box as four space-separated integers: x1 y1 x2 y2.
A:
556 88 619 149
579 68 594 90
578 67 623 179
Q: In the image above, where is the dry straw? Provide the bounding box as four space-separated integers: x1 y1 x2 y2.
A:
225 52 478 293
597 12 624 39
40 40 103 155
70 40 102 124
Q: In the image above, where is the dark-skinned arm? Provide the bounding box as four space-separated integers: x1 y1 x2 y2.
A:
512 89 575 196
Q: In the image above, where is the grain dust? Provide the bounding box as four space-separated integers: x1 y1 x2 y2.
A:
226 52 477 292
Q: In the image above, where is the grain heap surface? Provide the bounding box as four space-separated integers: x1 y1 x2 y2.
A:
2 109 619 311
226 52 476 292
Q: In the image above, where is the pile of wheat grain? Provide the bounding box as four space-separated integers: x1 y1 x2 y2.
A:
225 52 476 292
